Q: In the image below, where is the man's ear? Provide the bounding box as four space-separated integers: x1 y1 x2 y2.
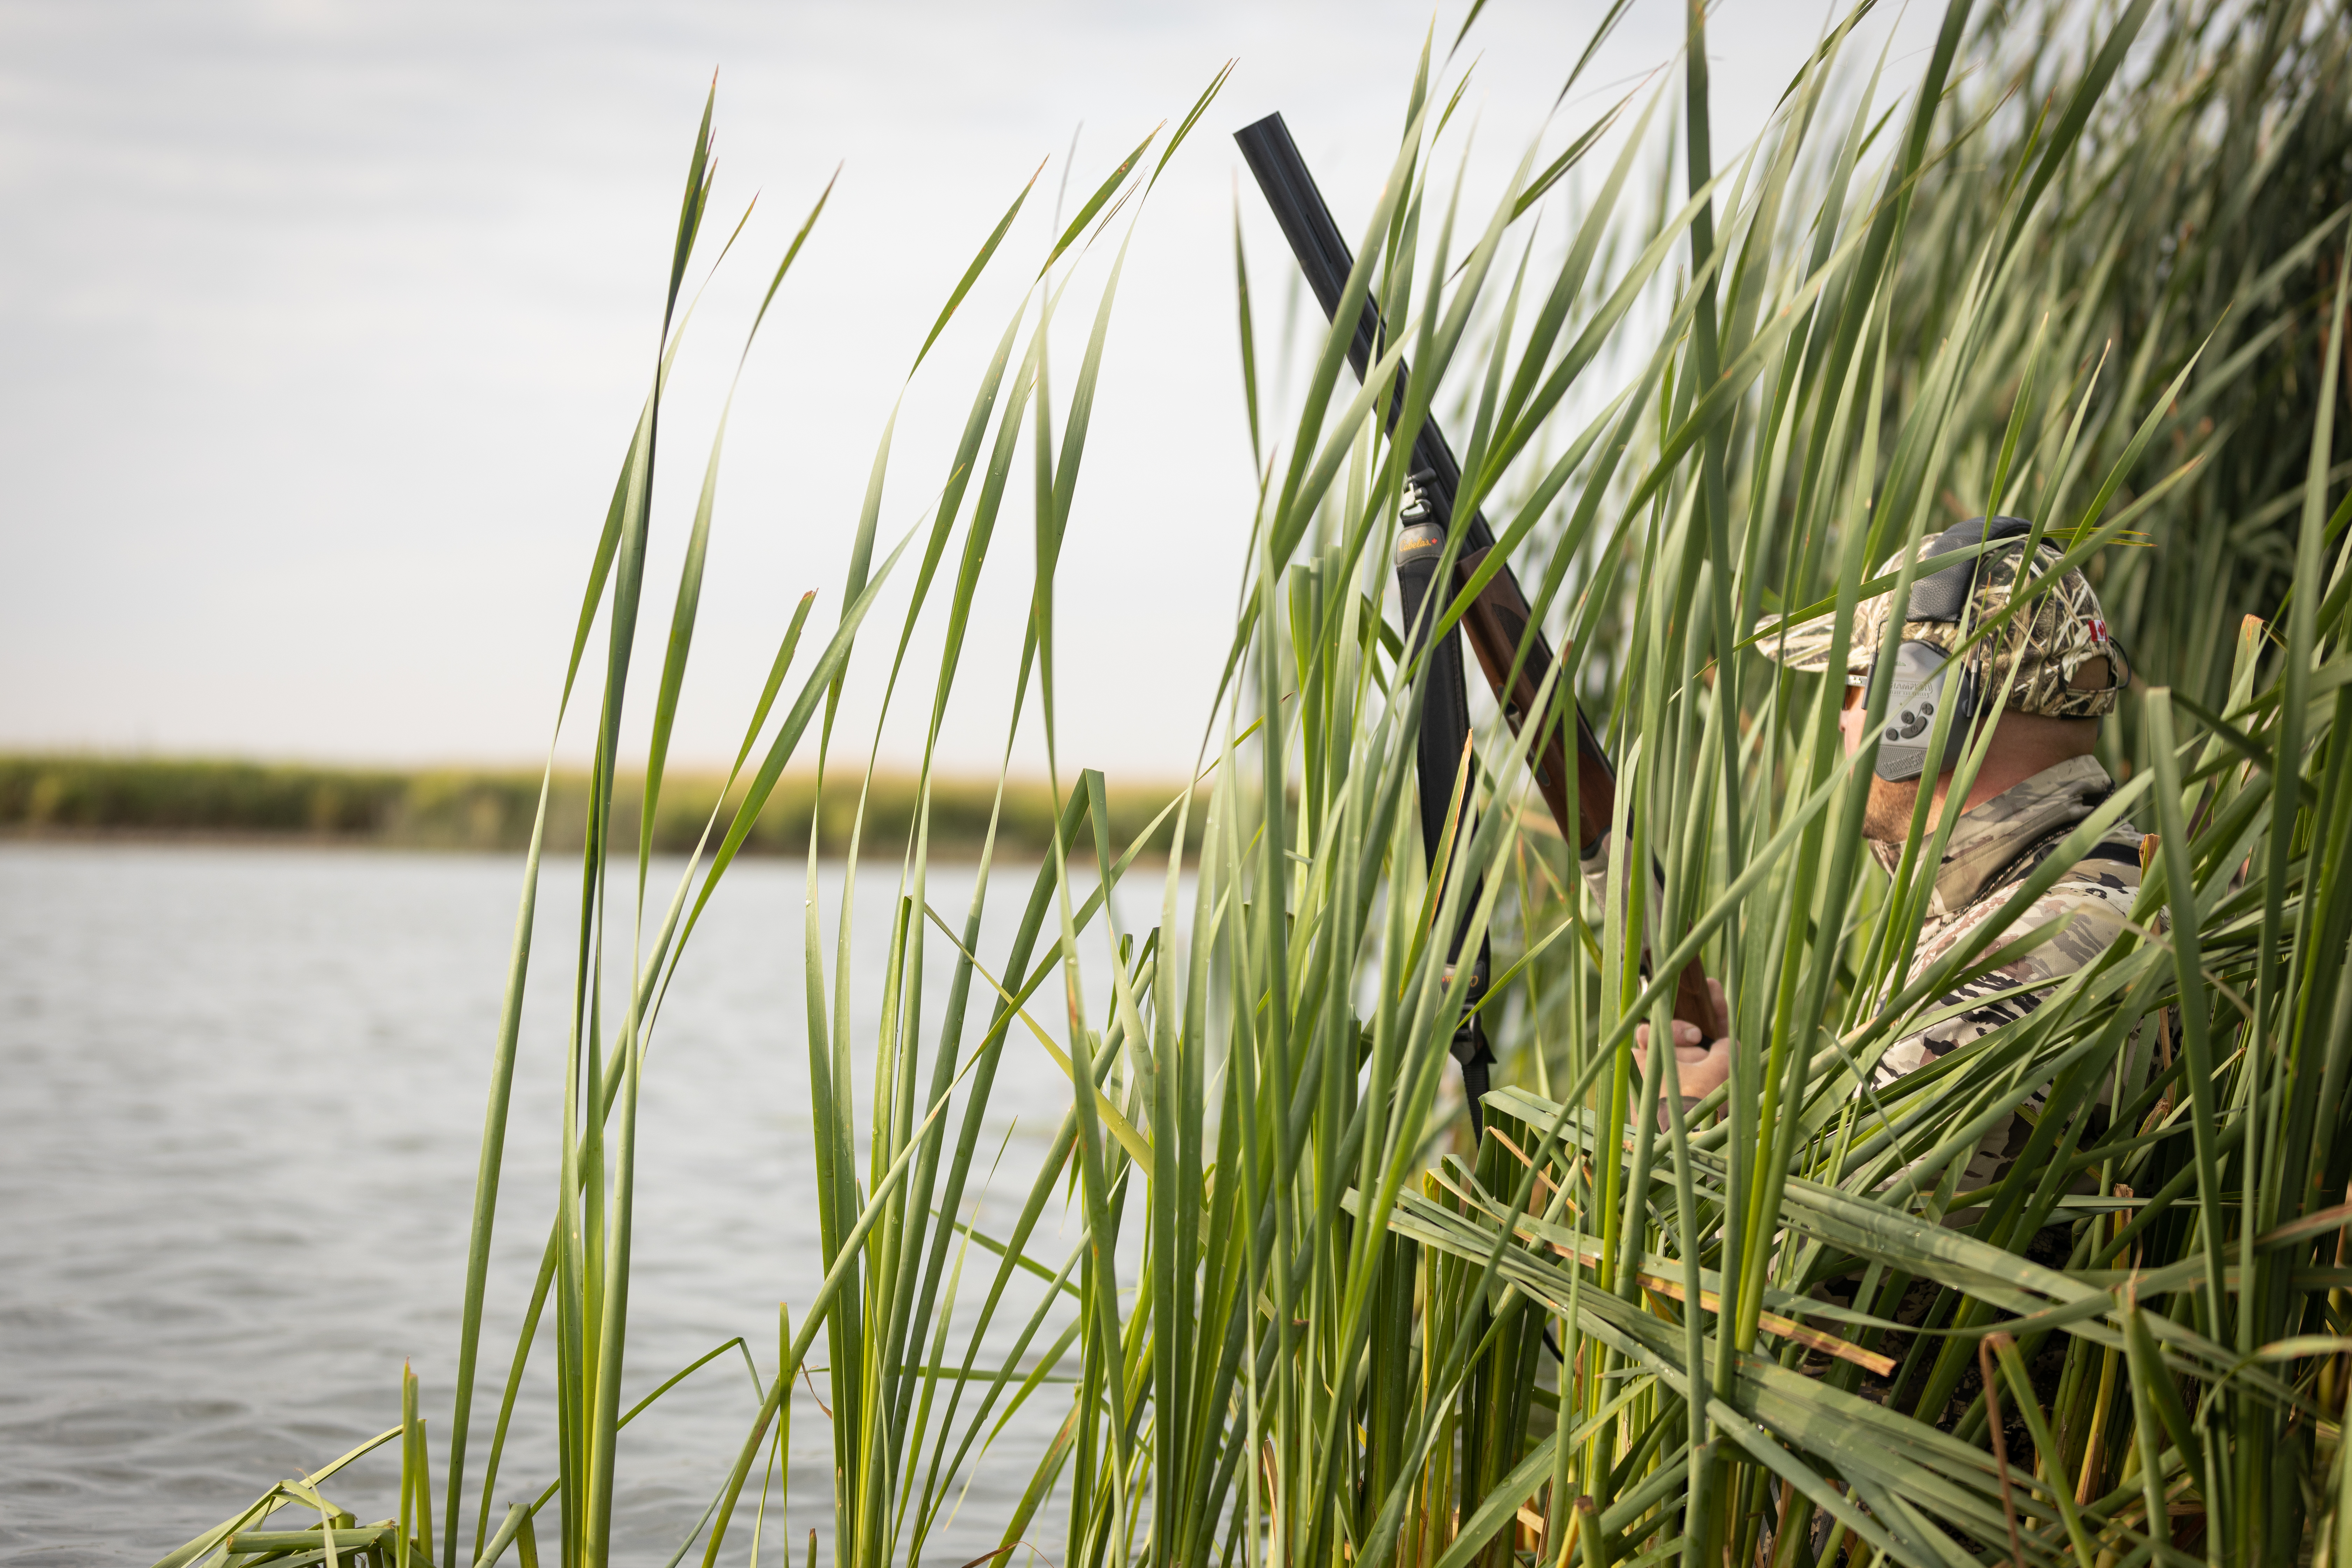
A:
2070 655 2113 692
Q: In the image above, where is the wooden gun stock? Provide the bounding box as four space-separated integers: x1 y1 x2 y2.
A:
1456 552 1722 1039
1455 547 1614 853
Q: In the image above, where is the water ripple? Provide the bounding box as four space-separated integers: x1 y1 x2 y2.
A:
1 843 1079 1567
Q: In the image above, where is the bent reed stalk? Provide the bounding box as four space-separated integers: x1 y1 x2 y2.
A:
162 1 2352 1566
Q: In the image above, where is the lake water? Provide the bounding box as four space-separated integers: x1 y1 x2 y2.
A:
0 841 1106 1568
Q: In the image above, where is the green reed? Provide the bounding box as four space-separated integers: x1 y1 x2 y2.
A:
162 1 2352 1565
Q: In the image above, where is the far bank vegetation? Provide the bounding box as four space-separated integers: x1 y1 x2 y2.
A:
0 755 1193 860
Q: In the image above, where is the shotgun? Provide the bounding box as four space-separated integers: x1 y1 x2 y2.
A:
1234 113 1720 1126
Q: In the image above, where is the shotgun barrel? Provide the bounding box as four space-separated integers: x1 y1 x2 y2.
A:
1233 111 1614 851
1235 111 1720 1040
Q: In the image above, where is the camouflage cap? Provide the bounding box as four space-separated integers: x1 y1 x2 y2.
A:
1757 518 2127 719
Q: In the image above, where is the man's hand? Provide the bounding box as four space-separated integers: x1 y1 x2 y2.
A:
1633 978 1735 1111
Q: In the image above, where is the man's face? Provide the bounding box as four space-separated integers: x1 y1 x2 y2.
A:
1839 678 1930 842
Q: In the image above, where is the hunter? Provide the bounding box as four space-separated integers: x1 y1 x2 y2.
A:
1626 517 2141 1195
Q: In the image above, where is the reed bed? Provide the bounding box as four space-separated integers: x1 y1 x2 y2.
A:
0 755 1188 859
160 0 2352 1565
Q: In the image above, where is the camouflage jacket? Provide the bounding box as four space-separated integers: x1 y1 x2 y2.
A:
1863 755 2143 1193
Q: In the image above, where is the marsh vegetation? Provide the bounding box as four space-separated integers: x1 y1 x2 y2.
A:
158 0 2352 1564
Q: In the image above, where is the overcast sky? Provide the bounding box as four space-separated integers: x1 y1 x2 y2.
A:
0 0 1944 781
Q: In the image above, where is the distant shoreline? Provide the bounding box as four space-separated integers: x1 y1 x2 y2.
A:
0 755 1198 861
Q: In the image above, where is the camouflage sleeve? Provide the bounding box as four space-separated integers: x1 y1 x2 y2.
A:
1865 870 2139 1195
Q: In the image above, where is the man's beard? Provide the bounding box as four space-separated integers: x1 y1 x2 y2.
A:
1863 775 1926 841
